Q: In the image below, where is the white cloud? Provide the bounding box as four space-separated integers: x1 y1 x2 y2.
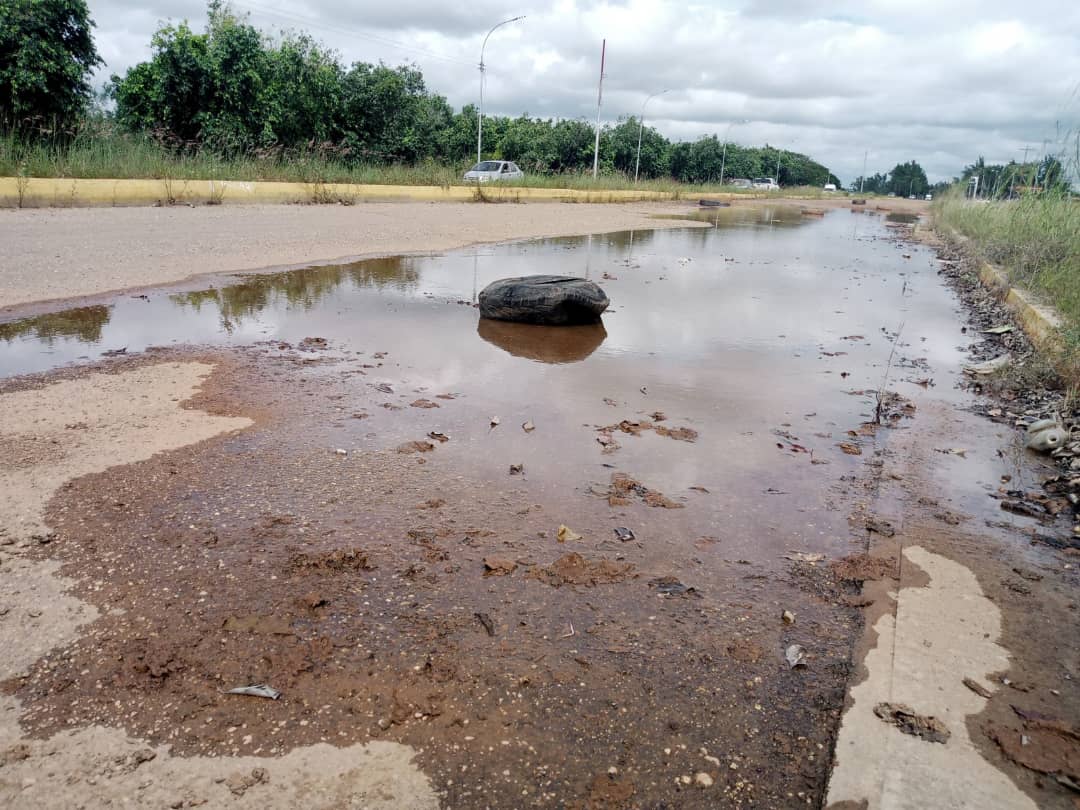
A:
86 0 1080 183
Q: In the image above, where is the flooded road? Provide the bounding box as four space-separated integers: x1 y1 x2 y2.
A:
5 205 1060 808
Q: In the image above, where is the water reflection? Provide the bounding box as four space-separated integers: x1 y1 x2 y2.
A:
477 319 607 364
170 256 421 327
0 305 112 344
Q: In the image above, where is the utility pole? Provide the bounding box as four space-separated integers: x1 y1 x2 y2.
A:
592 39 606 179
859 150 867 194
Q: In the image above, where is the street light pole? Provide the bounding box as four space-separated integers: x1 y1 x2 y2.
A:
634 89 670 183
718 119 748 187
477 15 525 166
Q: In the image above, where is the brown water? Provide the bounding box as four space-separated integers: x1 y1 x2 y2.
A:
0 206 975 565
6 205 1059 808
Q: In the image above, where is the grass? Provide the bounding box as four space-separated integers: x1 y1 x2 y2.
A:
932 187 1080 379
1 127 842 199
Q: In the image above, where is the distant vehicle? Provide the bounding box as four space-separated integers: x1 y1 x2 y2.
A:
751 177 780 191
887 191 897 197
823 183 837 192
730 178 753 189
464 160 523 182
924 193 933 201
908 194 916 200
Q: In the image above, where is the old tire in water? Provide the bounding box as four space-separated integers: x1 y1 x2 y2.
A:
478 275 609 325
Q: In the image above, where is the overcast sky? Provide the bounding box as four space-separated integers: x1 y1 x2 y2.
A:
88 0 1080 184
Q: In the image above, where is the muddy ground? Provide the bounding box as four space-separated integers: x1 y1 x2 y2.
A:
0 199 1076 809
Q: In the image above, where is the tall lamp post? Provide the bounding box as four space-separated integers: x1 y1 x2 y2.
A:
477 15 525 166
634 89 670 183
718 119 748 186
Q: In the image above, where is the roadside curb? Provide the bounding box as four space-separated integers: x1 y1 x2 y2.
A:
934 226 1065 357
0 176 685 208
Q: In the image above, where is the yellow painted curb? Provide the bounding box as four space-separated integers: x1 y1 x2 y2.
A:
976 261 1064 353
0 176 681 208
940 227 1065 356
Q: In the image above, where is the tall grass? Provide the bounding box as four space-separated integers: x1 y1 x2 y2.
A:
933 187 1080 355
1 125 837 197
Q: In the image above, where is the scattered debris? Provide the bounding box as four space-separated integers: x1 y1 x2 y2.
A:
397 440 435 454
598 418 698 445
410 398 440 409
374 383 394 394
831 554 895 582
225 768 270 796
613 526 635 542
936 447 968 458
490 415 500 427
981 325 1015 335
783 551 826 564
782 610 796 625
964 355 1012 375
557 524 583 543
483 557 517 576
509 463 524 475
289 547 374 573
874 703 950 743
427 430 449 443
102 347 128 357
962 677 993 699
528 552 634 587
334 448 347 456
226 684 282 700
474 612 496 636
603 472 684 509
648 576 697 596
838 442 862 456
865 517 896 537
785 644 807 669
1026 418 1068 453
522 420 536 432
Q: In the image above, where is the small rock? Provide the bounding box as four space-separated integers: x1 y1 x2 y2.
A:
782 610 796 625
694 772 714 787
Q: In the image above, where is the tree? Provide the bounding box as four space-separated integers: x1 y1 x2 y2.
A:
888 160 929 197
0 0 102 133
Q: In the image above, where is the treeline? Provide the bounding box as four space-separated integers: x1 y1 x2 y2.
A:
106 3 836 184
4 0 839 185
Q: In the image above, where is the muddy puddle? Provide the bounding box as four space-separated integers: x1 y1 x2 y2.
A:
3 205 1057 808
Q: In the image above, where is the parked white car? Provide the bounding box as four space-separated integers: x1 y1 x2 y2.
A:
730 178 753 189
823 183 837 192
464 160 524 182
751 177 779 191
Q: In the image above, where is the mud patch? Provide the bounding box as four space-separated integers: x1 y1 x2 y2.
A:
529 552 635 586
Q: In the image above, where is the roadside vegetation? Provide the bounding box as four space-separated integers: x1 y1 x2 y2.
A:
2 0 843 191
933 189 1079 329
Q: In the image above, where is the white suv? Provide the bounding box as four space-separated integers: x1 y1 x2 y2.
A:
751 177 780 190
464 161 524 182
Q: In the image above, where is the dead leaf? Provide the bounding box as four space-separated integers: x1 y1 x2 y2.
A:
557 524 583 543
